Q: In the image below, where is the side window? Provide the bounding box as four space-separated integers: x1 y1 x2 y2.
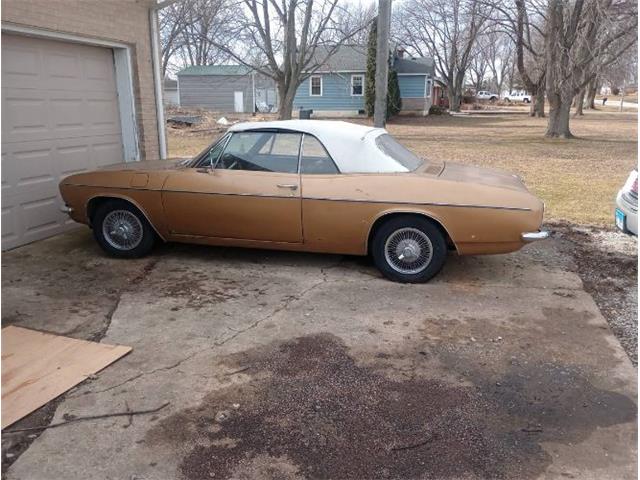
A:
300 135 339 174
310 76 322 96
218 132 301 173
351 75 364 96
197 134 229 167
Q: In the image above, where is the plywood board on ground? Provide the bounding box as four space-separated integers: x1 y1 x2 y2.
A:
2 326 131 429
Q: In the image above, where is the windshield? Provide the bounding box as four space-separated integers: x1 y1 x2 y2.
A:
375 134 424 171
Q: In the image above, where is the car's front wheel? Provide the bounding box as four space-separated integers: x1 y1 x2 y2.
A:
92 199 156 258
371 215 447 283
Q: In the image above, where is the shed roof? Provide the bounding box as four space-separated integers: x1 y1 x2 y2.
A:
177 65 252 76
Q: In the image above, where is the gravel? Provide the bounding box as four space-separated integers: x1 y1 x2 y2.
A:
551 222 638 365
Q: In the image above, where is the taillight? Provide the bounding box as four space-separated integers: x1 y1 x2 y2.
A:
632 177 638 195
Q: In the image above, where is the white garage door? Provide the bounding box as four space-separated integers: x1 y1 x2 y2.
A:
2 33 125 250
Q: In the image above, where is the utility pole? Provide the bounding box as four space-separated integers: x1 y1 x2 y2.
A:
374 0 391 128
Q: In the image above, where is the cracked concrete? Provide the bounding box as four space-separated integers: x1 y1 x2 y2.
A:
2 228 637 479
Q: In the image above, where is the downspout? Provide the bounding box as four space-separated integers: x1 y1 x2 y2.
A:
150 5 167 159
252 71 256 115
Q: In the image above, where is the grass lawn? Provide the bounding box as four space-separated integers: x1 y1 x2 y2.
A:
167 110 637 227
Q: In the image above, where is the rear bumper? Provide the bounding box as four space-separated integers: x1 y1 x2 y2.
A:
615 189 638 235
521 230 550 242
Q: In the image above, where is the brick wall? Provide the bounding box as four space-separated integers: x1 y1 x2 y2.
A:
2 0 161 160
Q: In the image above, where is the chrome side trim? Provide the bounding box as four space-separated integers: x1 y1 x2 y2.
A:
521 231 549 242
305 197 532 211
64 184 532 211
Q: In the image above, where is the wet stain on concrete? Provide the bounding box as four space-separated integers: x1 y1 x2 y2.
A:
146 334 636 480
158 272 239 309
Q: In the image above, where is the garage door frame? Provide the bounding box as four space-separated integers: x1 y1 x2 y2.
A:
2 23 140 163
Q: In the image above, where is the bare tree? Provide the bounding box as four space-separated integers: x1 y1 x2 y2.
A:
544 0 637 137
484 30 514 96
206 0 370 119
159 0 191 77
159 0 234 77
468 41 489 91
485 0 547 116
179 0 233 67
395 0 491 112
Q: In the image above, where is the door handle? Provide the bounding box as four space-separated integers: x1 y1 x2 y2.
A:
277 184 298 190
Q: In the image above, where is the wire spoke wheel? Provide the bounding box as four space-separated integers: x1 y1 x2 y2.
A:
102 209 144 251
383 227 433 275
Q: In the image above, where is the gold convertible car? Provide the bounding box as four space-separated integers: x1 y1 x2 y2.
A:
59 120 548 283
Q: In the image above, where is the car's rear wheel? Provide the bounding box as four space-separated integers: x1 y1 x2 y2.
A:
93 199 156 258
371 215 447 283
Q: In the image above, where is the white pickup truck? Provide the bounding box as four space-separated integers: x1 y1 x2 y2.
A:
476 90 499 101
503 91 531 103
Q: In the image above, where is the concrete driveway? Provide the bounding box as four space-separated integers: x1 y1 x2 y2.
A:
2 228 637 480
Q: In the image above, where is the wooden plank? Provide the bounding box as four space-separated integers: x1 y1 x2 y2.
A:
1 326 131 429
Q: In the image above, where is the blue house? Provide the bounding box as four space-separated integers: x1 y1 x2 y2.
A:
293 45 436 117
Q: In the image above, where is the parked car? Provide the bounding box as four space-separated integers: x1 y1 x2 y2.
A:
615 169 638 235
59 120 548 283
503 91 531 103
476 91 499 102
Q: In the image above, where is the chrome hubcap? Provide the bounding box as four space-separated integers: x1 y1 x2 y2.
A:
384 227 433 275
102 210 143 251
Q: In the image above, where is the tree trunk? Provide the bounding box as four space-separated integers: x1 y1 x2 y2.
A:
545 94 573 138
585 79 598 109
448 89 461 112
573 89 586 116
531 89 545 117
277 82 296 120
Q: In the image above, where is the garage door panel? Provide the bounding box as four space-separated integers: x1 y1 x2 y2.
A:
86 95 121 132
2 94 50 141
91 136 126 167
2 33 125 249
2 206 19 244
1 39 41 90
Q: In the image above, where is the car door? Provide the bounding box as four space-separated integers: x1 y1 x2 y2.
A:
161 130 303 243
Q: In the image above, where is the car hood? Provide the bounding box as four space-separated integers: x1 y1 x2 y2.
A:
99 158 189 172
439 162 528 192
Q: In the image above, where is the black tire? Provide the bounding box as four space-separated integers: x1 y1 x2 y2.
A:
523 98 531 104
92 199 156 258
490 96 498 102
371 215 447 283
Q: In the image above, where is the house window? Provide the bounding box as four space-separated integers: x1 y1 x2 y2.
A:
425 77 432 98
351 74 364 96
310 76 322 96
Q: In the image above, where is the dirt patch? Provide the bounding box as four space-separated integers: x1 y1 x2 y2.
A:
157 270 239 309
147 334 635 479
550 222 638 364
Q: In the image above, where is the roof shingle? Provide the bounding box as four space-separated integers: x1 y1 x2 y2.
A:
177 65 252 76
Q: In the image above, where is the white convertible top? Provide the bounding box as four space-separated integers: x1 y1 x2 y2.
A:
228 120 410 173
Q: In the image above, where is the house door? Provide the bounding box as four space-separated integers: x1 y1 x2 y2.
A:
234 91 244 113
